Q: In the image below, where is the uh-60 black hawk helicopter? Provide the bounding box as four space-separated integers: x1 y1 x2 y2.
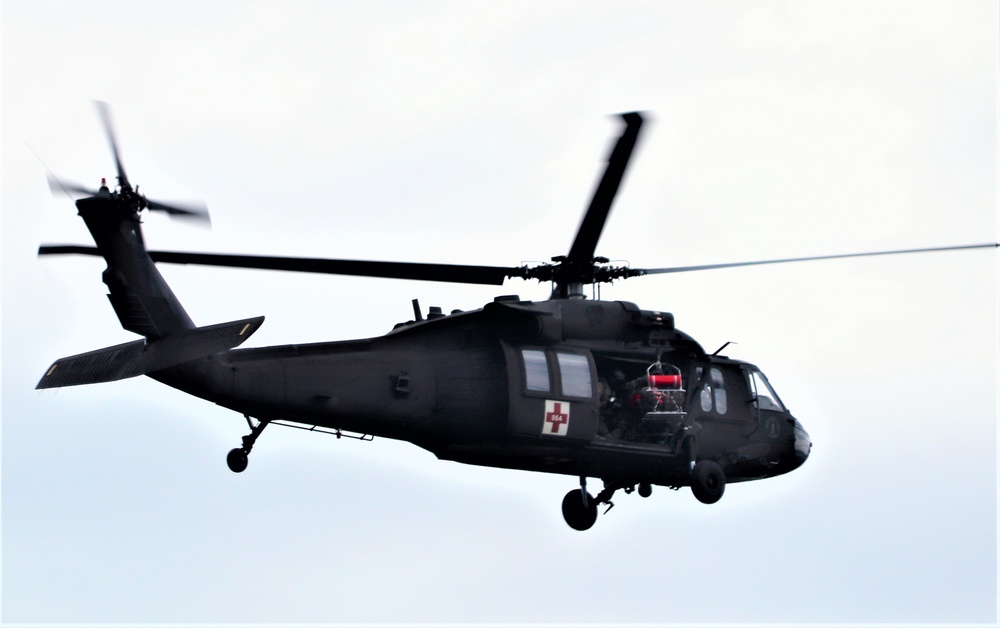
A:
38 104 996 530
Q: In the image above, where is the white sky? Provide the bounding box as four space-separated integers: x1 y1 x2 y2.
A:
2 1 997 624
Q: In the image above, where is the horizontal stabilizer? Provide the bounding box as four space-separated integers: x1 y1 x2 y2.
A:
37 316 265 389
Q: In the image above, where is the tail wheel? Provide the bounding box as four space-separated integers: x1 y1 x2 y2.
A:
561 489 598 531
691 460 725 504
226 415 269 474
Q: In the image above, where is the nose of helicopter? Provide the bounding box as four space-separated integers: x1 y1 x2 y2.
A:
791 418 811 469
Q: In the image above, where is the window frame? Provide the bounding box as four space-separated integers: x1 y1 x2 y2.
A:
747 369 786 413
521 348 551 393
519 348 594 400
695 366 729 415
555 351 593 400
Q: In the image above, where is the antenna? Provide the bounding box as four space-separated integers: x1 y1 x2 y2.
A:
711 341 737 356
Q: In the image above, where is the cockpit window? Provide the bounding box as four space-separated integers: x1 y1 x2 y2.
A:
557 352 592 398
522 349 550 392
749 370 785 412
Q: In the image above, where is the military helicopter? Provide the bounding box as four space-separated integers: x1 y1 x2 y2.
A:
37 104 996 531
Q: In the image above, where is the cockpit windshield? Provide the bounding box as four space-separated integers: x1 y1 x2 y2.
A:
748 370 785 412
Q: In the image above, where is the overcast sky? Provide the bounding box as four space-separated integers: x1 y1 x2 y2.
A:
3 1 997 624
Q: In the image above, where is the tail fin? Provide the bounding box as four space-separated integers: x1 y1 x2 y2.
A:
37 316 264 389
42 102 210 339
73 195 196 338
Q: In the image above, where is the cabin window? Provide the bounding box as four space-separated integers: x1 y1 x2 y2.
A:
699 372 713 412
749 370 785 412
522 349 550 392
557 352 592 398
712 368 727 415
697 367 728 415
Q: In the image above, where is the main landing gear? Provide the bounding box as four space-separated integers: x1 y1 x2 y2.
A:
690 460 725 504
561 477 620 531
561 463 727 530
226 414 270 473
561 478 600 531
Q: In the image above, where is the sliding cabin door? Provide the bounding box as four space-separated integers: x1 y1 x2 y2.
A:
503 344 599 441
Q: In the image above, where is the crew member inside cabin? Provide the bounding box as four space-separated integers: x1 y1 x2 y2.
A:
597 370 635 440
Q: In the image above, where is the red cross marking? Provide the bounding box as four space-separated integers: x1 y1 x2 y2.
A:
545 402 569 434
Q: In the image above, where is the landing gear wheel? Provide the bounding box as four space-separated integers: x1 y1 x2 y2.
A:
561 489 598 531
638 482 652 498
226 415 270 474
690 460 725 504
226 448 249 473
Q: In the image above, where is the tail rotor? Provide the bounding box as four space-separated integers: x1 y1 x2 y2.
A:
46 101 210 225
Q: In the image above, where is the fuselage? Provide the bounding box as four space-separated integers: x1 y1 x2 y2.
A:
59 119 811 495
152 297 811 488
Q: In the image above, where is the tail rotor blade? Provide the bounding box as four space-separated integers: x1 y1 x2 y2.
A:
94 100 130 190
145 198 211 225
47 174 98 198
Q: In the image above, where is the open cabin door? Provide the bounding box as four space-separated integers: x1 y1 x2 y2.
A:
501 343 599 441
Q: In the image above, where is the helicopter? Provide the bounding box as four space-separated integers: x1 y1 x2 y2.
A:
37 104 997 531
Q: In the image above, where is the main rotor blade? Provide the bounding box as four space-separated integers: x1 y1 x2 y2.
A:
566 112 644 265
642 243 999 275
37 245 519 286
95 101 130 190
